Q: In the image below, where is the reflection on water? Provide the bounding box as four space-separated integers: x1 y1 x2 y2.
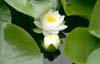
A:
43 50 60 61
43 38 72 64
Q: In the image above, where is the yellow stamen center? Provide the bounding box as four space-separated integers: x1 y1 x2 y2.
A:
47 15 56 22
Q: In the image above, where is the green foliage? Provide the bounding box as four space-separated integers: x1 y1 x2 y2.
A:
0 22 43 64
86 48 100 64
0 0 100 64
5 0 52 19
63 0 100 63
89 0 100 38
65 27 100 64
0 0 43 64
0 0 4 6
61 0 96 19
0 1 11 23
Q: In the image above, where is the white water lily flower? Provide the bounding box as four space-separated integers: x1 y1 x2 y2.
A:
34 10 67 36
43 34 60 51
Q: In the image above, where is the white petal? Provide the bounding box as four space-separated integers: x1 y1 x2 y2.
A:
43 31 50 36
33 28 42 33
43 34 60 49
55 25 68 31
43 30 59 36
48 15 65 28
60 15 65 23
41 10 66 32
42 11 64 30
49 30 59 34
34 21 42 29
54 11 59 15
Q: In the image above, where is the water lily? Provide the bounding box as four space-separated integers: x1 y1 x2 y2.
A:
43 34 61 52
34 10 67 36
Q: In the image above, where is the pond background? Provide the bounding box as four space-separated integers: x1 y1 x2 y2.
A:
9 4 89 64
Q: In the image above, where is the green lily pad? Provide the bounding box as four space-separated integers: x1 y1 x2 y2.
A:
0 22 43 64
61 0 96 19
89 0 100 38
0 0 3 5
5 0 52 19
86 48 100 64
65 27 100 64
0 2 11 23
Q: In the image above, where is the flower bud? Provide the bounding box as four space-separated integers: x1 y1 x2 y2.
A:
43 34 61 52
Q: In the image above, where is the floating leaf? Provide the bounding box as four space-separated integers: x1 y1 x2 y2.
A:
0 22 43 64
86 48 100 64
0 2 11 22
65 27 100 64
89 0 100 38
5 0 52 19
61 0 96 19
